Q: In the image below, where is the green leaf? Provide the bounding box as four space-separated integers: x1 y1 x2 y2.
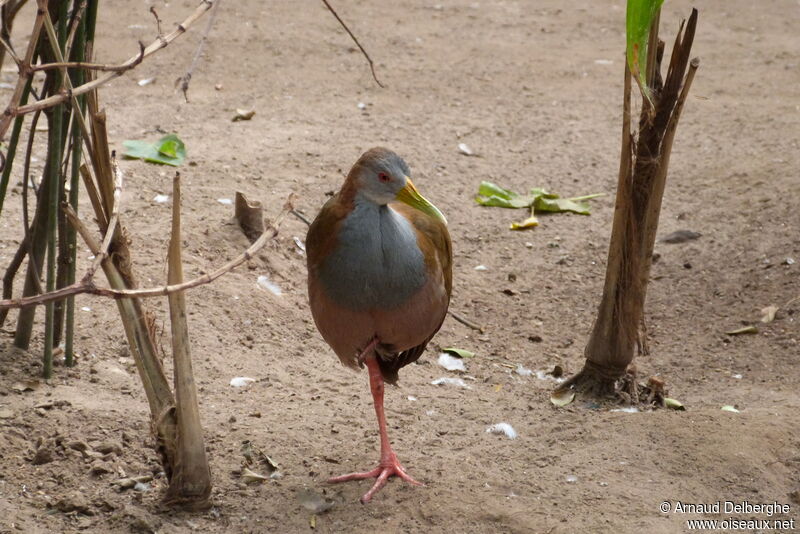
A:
534 196 592 215
664 397 685 411
475 181 603 226
442 347 475 359
626 0 664 100
477 181 515 200
123 134 186 166
528 187 557 199
475 181 534 208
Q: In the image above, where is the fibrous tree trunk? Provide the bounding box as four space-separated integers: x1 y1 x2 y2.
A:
559 8 699 399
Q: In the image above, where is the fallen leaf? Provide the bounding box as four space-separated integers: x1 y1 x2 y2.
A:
442 347 474 358
721 405 740 413
760 305 778 323
232 108 256 122
550 389 575 407
241 467 269 484
660 230 702 244
664 398 685 411
475 181 534 209
475 181 603 229
11 380 40 392
726 325 758 335
123 134 186 166
534 195 598 215
510 209 539 230
113 475 153 490
241 440 279 475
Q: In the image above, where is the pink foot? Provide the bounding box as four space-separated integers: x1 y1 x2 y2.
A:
328 451 423 504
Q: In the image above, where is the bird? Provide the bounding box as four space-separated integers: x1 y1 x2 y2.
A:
306 147 452 504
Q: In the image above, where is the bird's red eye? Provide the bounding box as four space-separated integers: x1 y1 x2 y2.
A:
378 172 391 183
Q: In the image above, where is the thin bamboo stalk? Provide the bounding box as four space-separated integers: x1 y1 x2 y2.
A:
52 1 71 350
65 0 89 367
42 0 69 378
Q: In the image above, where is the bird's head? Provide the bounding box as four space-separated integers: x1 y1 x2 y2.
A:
351 147 447 224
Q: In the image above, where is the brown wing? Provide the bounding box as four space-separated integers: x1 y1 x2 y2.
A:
306 193 350 279
376 203 453 383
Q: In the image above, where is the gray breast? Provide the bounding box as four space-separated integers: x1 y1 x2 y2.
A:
318 200 427 311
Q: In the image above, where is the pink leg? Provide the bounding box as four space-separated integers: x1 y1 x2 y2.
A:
329 342 423 504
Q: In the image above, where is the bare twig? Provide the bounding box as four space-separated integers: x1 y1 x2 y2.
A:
64 0 87 60
21 109 43 295
0 0 215 139
150 6 164 40
0 234 29 325
81 155 122 282
79 163 107 229
0 0 45 141
0 195 294 310
290 209 312 226
320 0 384 88
448 310 484 333
176 0 221 102
0 33 21 66
31 43 146 72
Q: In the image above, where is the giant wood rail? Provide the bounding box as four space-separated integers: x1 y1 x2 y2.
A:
306 147 452 503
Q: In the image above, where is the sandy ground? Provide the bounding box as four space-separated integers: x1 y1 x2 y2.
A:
1 0 799 532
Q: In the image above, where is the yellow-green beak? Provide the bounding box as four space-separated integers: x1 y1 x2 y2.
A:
395 177 447 224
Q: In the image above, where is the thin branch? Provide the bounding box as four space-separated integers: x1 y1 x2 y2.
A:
21 109 43 294
31 43 145 72
176 0 221 102
0 0 215 139
0 234 29 325
150 6 164 41
81 154 122 282
320 0 384 88
0 195 294 310
290 209 312 226
448 310 484 333
0 0 45 141
0 32 21 66
79 163 107 229
64 0 87 60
